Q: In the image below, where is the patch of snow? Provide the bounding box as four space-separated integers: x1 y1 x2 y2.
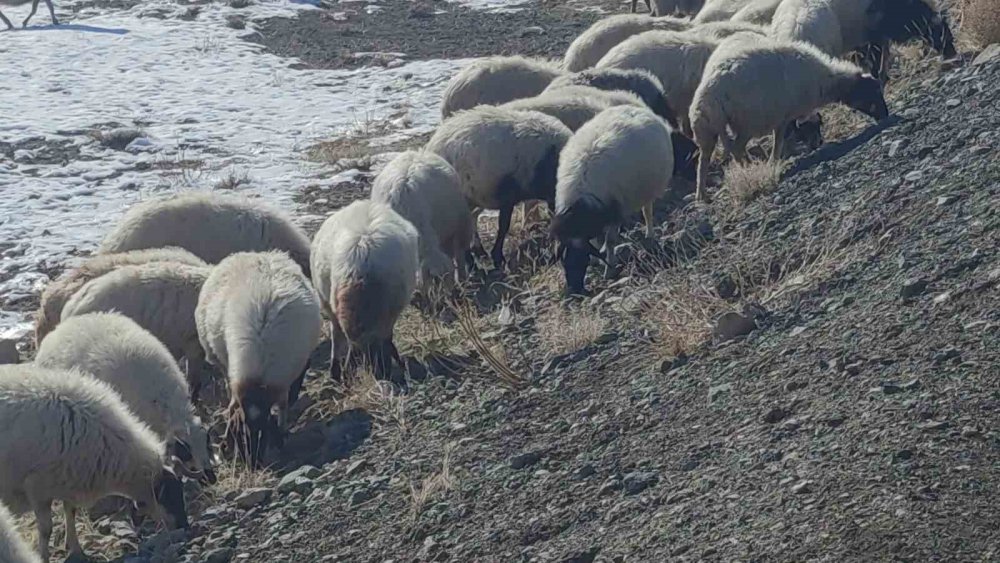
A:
445 0 532 13
0 0 467 336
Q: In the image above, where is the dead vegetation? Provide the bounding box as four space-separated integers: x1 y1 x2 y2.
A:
954 0 1000 48
721 159 782 212
536 302 607 357
213 167 251 190
407 445 456 525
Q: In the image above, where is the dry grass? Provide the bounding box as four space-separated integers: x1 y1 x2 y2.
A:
202 459 275 505
721 160 782 211
408 446 456 525
306 368 409 433
641 272 731 359
452 300 524 389
953 0 1000 48
536 303 607 357
213 167 250 190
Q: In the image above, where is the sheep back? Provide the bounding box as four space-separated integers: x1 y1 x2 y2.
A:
500 89 643 131
544 68 676 126
729 0 783 24
440 56 564 118
692 0 752 22
563 14 691 72
770 0 844 55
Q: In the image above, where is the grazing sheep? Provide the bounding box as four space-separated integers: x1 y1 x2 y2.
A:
440 56 564 118
310 201 418 382
60 262 212 401
500 89 645 131
551 106 698 294
196 252 322 467
0 502 40 563
729 0 783 24
693 19 768 38
35 312 216 485
631 0 704 15
690 35 889 201
370 151 475 289
563 14 691 72
0 364 187 563
34 247 207 348
426 106 572 269
597 30 724 136
98 192 312 277
692 0 754 22
544 68 678 127
0 0 57 30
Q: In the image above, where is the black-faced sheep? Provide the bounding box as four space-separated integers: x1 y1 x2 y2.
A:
59 262 213 401
370 151 475 289
563 14 691 72
0 502 40 563
426 106 572 270
0 364 187 563
35 312 216 485
544 68 678 127
310 201 418 382
440 56 564 118
98 192 312 277
34 247 207 348
689 34 889 202
195 251 322 467
551 106 698 295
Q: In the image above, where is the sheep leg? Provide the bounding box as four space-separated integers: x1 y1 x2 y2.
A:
491 204 513 270
1 11 14 29
695 136 717 203
64 503 82 555
22 0 39 27
731 135 750 163
44 0 57 24
770 123 788 162
602 226 621 279
33 500 53 563
329 318 347 380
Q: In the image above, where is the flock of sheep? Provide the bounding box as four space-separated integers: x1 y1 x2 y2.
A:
0 0 958 561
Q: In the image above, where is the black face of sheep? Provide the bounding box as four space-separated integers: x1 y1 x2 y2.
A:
670 132 699 182
154 469 189 529
560 239 604 295
868 0 957 60
840 74 890 121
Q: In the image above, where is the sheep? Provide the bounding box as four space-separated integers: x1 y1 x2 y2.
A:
544 68 678 127
631 0 704 16
370 151 475 290
596 30 724 137
563 15 691 73
0 364 187 563
729 0 783 24
500 89 645 132
34 247 207 348
59 262 213 401
440 56 564 118
0 502 40 563
35 312 216 485
692 20 768 39
689 35 889 202
195 251 322 467
0 0 57 30
310 201 418 383
692 0 754 22
98 192 312 277
426 106 572 270
551 106 699 295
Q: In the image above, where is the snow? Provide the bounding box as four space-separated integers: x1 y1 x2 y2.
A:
446 0 531 12
0 0 469 337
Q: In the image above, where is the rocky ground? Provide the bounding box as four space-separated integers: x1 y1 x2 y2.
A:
8 0 1000 561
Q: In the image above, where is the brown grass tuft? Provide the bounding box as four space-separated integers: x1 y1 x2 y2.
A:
408 445 456 524
954 0 1000 48
536 303 607 357
452 300 524 389
722 160 781 211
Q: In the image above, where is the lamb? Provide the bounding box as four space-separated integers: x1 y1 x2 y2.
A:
563 14 691 73
596 30 724 136
0 502 40 563
35 312 216 485
551 106 698 295
34 247 207 347
440 56 564 118
310 201 418 382
59 262 213 401
689 35 889 202
196 251 322 467
426 106 572 269
370 151 475 289
631 0 704 16
500 88 645 131
544 68 678 127
98 192 312 277
0 0 57 30
0 364 187 563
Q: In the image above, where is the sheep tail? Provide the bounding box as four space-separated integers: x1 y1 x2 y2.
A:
335 276 383 344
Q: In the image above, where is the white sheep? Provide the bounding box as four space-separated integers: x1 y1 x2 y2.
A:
0 502 40 563
544 68 678 127
440 56 564 118
310 201 418 382
98 192 312 277
426 106 572 270
0 364 187 563
596 29 724 136
689 34 889 202
692 0 754 22
195 251 322 467
34 247 207 348
370 151 475 289
551 106 696 294
500 88 644 131
35 312 216 485
692 20 768 38
60 262 212 401
729 0 783 24
563 14 691 72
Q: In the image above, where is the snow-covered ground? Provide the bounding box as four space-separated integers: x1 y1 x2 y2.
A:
0 0 474 337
